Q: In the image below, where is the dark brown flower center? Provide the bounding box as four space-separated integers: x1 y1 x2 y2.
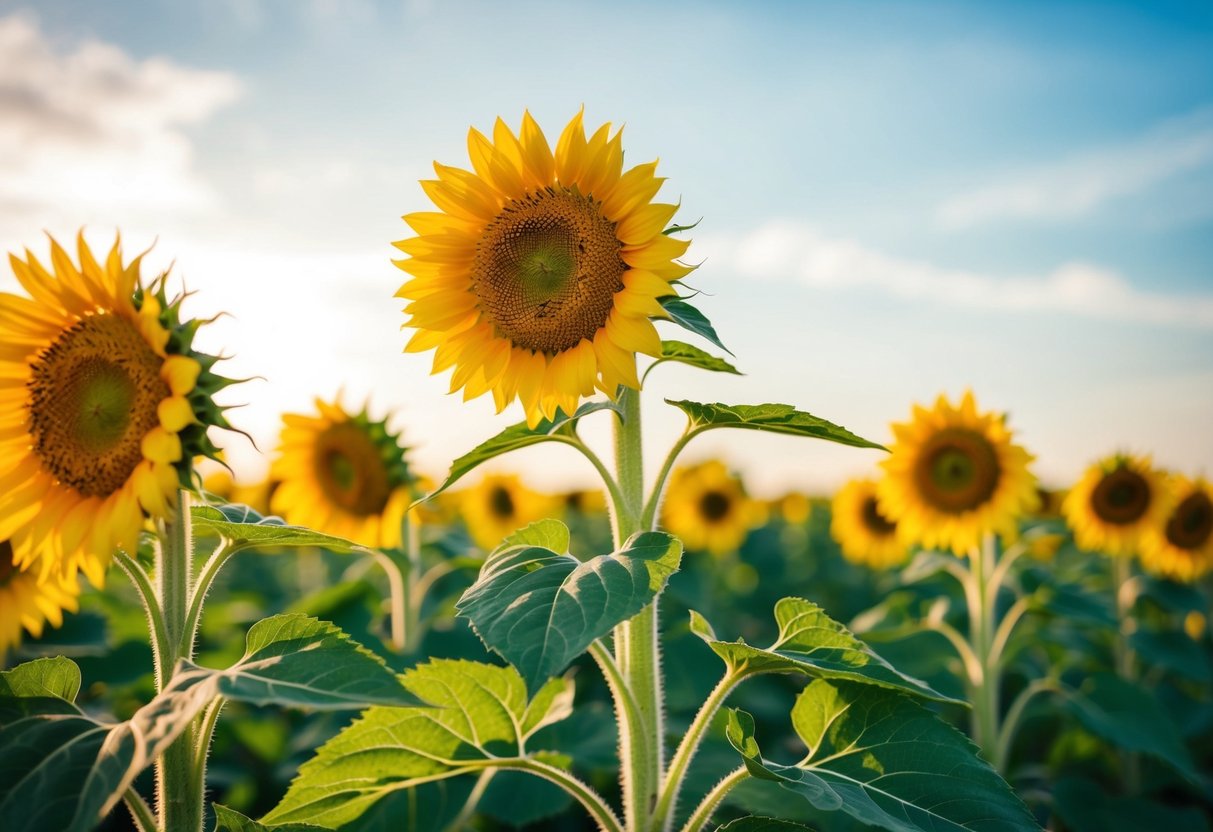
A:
1091 467 1150 526
27 313 167 497
489 485 516 519
472 187 626 355
699 490 732 523
313 422 392 517
1166 491 1212 551
0 540 16 586
861 496 897 537
913 428 1000 514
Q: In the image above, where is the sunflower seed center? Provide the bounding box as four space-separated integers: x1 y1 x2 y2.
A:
313 422 392 517
699 490 732 522
1166 491 1212 551
1091 467 1150 526
914 428 1001 513
489 484 516 519
861 496 897 536
0 541 15 585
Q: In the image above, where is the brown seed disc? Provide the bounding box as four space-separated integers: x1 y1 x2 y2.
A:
489 484 516 520
912 428 1001 514
699 490 733 523
312 422 392 516
861 496 897 537
0 540 15 585
1091 467 1151 526
1166 491 1212 551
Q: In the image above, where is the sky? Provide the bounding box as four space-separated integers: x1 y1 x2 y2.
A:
1 0 1211 495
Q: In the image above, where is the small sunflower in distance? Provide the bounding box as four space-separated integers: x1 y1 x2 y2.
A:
271 399 416 549
394 110 694 427
661 460 763 557
460 474 555 552
831 479 908 569
0 539 80 659
1140 476 1212 582
878 391 1038 556
1063 454 1172 557
0 233 233 586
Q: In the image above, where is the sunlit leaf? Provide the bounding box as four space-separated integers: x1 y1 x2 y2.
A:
660 296 732 354
213 804 330 832
0 657 81 702
192 505 369 554
651 340 741 376
666 400 884 450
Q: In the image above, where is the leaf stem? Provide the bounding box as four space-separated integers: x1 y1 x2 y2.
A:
444 769 497 832
676 767 748 832
113 549 172 692
123 788 157 832
182 542 242 661
994 678 1058 773
498 758 625 832
642 425 699 530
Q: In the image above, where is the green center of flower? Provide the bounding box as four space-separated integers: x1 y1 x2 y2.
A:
914 428 1000 514
489 485 516 519
28 313 168 497
699 490 732 522
473 187 626 355
1091 467 1150 526
313 422 392 517
1166 491 1212 551
861 496 897 536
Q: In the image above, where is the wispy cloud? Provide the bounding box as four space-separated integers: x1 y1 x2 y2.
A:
937 106 1213 229
0 12 240 230
701 219 1213 328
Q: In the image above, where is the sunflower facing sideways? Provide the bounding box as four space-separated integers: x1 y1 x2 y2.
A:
459 474 555 552
0 233 233 587
831 478 908 569
271 399 416 550
878 391 1038 556
1063 454 1172 558
394 110 694 427
1140 475 1213 582
661 460 763 557
0 539 79 659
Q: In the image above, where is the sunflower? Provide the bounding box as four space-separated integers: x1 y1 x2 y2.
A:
830 479 908 569
775 492 812 526
661 460 762 557
271 399 416 549
0 539 80 660
1062 454 1172 558
0 233 232 586
1139 476 1213 582
460 474 556 552
878 391 1038 556
394 110 694 427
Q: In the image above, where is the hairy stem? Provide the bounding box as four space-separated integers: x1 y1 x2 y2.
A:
677 767 748 832
498 758 625 832
113 550 172 692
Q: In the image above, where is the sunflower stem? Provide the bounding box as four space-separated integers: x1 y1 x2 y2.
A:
1112 552 1142 791
969 533 1001 767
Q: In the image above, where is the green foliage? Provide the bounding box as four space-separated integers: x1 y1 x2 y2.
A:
666 400 885 450
213 804 330 832
652 340 741 376
0 655 81 701
192 505 370 555
715 820 816 832
458 520 683 693
660 296 732 354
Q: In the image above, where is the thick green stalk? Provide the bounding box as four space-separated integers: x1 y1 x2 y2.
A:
969 534 1000 765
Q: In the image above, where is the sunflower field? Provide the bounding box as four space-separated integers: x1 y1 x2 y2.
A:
3 6 1213 830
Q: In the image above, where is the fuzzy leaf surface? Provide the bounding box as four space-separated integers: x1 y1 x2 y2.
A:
666 401 884 450
0 656 81 702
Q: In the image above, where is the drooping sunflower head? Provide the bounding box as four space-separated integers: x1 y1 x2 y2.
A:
0 233 236 586
877 391 1038 557
1140 475 1213 582
271 398 417 549
830 479 908 569
1062 454 1172 558
0 538 80 660
459 473 556 552
394 110 694 427
661 460 763 557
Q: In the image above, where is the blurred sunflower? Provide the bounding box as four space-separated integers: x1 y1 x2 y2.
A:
1063 454 1171 557
460 474 555 551
878 391 1038 556
774 492 812 526
661 461 763 557
562 489 607 515
1140 476 1212 582
0 233 232 586
830 479 908 569
0 539 80 659
271 399 416 549
394 109 694 427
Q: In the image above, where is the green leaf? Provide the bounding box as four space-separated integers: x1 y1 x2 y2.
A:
182 614 417 710
1066 672 1198 781
213 804 331 832
715 819 816 832
0 657 81 702
666 400 885 450
692 599 959 702
422 400 619 502
726 680 1040 832
1129 630 1211 683
652 340 741 376
1052 776 1211 832
479 753 575 826
660 296 732 354
458 525 683 693
263 659 573 828
191 505 369 555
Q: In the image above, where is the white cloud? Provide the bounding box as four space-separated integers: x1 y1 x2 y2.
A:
0 13 240 229
701 219 1213 328
937 106 1213 229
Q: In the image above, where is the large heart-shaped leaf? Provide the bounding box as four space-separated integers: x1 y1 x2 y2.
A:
666 401 884 450
192 505 369 554
458 520 683 693
691 599 958 702
727 680 1040 832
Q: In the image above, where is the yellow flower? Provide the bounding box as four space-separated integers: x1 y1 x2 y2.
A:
1140 475 1212 582
394 110 694 427
460 474 556 551
0 539 80 660
775 492 812 526
830 479 908 569
1185 610 1207 641
562 489 607 515
878 391 1038 556
271 399 416 549
661 461 762 557
1062 454 1172 557
0 233 232 586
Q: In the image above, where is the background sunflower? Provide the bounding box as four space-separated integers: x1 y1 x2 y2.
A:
661 460 763 557
1140 475 1213 582
459 473 556 552
1063 454 1173 557
0 539 79 659
830 478 908 569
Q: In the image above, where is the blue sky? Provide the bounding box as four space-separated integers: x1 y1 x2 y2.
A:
1 0 1211 493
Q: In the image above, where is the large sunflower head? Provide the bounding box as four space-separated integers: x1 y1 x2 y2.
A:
394 110 694 427
271 398 417 549
0 233 235 586
877 391 1038 556
0 538 80 661
661 460 763 557
830 479 908 569
459 473 556 552
1139 475 1212 582
1062 454 1172 558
